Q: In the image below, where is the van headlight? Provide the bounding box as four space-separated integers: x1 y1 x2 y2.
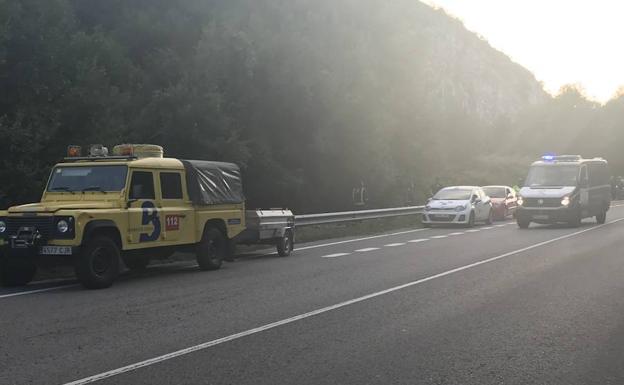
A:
455 204 467 212
517 197 524 206
561 196 570 207
0 220 6 234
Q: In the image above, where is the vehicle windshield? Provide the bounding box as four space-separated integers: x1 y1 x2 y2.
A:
433 188 472 200
524 164 579 187
47 165 128 192
482 187 506 198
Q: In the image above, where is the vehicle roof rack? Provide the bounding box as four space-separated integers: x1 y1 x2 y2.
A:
62 156 138 162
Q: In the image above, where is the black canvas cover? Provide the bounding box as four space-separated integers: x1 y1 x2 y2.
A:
182 160 244 205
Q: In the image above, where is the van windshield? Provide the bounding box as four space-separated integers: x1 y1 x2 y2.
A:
525 164 579 188
47 165 128 192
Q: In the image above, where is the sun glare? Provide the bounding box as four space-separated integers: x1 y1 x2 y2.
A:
424 0 624 103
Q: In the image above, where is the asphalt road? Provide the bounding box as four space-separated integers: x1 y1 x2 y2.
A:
4 205 624 385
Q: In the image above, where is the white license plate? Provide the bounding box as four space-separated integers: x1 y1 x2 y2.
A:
40 246 72 255
533 214 549 220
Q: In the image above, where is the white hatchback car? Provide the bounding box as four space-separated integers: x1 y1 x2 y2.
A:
422 186 493 227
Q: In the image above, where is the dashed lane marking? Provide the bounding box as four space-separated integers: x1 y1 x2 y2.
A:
321 253 351 258
466 229 480 232
384 243 406 247
62 217 624 385
408 239 429 243
355 248 380 252
482 227 494 230
431 235 448 239
449 232 464 236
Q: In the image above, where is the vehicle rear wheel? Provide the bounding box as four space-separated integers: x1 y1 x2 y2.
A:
277 230 294 257
123 255 150 271
596 209 607 224
517 217 530 229
0 255 37 287
196 227 226 271
75 236 120 289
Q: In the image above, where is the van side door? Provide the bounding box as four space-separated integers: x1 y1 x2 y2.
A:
579 165 590 214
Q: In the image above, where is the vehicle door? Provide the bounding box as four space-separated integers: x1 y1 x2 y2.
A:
478 188 490 220
127 170 162 247
158 171 195 245
579 165 590 214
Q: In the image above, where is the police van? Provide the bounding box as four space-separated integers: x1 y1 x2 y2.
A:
516 155 611 228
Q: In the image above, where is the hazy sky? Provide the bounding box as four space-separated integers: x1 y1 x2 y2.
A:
423 0 624 103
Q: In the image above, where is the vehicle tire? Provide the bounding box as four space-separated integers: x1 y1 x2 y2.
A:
517 218 530 229
0 255 37 287
277 230 294 257
196 227 226 271
123 255 150 271
75 236 120 289
569 209 582 228
485 209 493 225
596 209 607 224
466 212 475 228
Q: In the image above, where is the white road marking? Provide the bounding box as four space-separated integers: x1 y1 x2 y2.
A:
321 253 350 258
0 284 79 299
466 229 480 232
62 217 624 385
355 247 380 252
449 232 464 236
293 228 429 252
495 224 505 228
482 227 494 230
431 235 448 239
384 243 406 247
408 239 429 243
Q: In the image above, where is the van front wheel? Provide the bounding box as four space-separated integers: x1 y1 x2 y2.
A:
596 209 607 224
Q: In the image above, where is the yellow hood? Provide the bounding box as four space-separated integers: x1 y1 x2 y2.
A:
8 201 120 214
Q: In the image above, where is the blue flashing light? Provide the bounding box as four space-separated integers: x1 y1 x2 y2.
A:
542 153 556 161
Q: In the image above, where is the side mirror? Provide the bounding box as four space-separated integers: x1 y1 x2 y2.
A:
126 199 138 209
471 195 479 203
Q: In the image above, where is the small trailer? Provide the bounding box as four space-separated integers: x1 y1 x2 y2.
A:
235 209 295 256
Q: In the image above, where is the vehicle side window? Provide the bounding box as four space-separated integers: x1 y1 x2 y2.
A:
589 164 609 186
580 166 589 187
160 172 183 199
130 171 155 200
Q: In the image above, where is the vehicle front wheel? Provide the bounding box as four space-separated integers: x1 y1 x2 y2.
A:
277 230 294 257
517 217 530 229
75 236 120 289
596 209 607 224
466 212 475 228
196 227 226 271
485 209 493 225
569 209 582 228
0 255 37 287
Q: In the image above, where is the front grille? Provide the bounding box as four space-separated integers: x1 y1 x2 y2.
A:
6 216 56 239
430 214 456 222
523 198 561 208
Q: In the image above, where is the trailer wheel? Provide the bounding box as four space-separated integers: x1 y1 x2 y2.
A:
196 227 226 270
0 255 37 287
277 230 294 257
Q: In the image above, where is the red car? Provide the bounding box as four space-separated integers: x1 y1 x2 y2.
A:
482 185 518 220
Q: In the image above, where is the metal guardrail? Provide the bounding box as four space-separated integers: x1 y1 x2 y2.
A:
295 205 424 226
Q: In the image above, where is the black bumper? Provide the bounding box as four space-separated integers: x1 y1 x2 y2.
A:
516 207 577 223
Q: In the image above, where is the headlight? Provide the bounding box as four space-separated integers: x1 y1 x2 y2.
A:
0 220 6 233
561 196 570 206
517 197 524 206
455 204 466 212
57 220 69 233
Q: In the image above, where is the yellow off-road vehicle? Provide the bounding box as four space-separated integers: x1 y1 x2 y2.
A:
0 144 294 289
